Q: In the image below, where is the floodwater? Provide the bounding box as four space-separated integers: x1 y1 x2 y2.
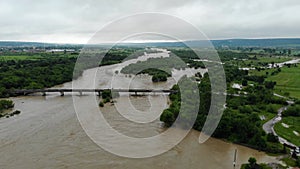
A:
0 49 278 169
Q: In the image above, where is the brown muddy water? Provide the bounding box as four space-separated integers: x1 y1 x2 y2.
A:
0 50 278 169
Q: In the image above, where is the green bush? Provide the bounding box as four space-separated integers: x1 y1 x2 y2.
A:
103 98 110 103
152 73 168 82
160 109 175 127
266 105 277 114
282 105 300 117
0 99 14 112
266 133 279 143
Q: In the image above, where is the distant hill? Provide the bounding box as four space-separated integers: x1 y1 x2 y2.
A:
0 41 81 48
0 41 55 47
1 38 300 48
211 38 300 48
118 38 300 48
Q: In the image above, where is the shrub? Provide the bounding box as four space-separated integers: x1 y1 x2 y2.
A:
152 73 167 82
266 133 279 143
160 109 175 127
282 105 300 117
0 100 14 111
266 105 277 114
99 102 104 107
103 98 110 103
102 90 112 100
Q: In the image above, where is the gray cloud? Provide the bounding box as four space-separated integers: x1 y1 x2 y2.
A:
0 0 299 43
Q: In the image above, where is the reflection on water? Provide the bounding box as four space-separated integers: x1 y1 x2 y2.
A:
0 49 278 169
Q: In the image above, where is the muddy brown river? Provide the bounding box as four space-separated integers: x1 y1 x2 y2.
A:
0 50 279 169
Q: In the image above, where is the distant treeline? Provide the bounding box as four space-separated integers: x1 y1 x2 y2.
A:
0 57 78 97
0 48 141 98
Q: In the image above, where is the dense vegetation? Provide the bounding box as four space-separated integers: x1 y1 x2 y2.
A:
1 46 299 155
121 55 187 82
282 105 300 117
0 48 141 98
0 57 77 97
240 157 286 169
161 72 284 152
120 49 215 82
99 89 120 107
0 99 19 118
160 49 292 153
99 48 144 66
0 99 14 112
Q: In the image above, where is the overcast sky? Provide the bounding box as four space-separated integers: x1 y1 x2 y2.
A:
1 0 300 43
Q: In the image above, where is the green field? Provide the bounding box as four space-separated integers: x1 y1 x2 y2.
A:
255 56 291 63
0 55 42 60
267 66 300 99
274 116 300 146
239 56 292 67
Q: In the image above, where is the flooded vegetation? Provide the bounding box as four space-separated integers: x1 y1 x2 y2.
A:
0 48 284 169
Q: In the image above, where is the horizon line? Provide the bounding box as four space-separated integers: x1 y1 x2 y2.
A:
1 37 300 45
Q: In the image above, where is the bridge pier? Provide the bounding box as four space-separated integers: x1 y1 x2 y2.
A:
42 92 46 96
79 91 82 96
98 91 101 97
60 91 64 96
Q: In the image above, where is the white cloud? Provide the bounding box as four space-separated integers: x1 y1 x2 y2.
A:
0 0 299 43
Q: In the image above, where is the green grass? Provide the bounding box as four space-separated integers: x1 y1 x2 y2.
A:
240 56 292 67
258 104 283 123
259 111 277 123
0 55 42 60
267 66 300 99
257 56 291 63
274 116 300 146
248 64 300 99
281 157 297 167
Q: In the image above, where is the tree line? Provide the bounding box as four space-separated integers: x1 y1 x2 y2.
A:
160 60 287 153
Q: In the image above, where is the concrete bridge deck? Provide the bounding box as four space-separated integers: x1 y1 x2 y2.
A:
13 89 177 96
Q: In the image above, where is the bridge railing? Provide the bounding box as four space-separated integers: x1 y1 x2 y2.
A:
12 88 178 96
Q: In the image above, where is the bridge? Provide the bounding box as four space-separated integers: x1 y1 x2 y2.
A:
12 89 177 96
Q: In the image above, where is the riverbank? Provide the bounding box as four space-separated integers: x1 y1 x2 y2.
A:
0 48 284 169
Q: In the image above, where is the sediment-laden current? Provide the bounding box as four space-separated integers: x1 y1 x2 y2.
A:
0 50 278 169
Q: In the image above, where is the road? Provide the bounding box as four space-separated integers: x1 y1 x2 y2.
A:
262 103 297 148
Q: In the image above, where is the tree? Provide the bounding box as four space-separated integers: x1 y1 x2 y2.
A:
242 79 248 86
282 105 300 117
248 157 257 168
160 109 175 127
0 99 14 111
102 90 112 100
264 81 276 89
152 73 167 82
266 133 279 143
239 105 253 114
